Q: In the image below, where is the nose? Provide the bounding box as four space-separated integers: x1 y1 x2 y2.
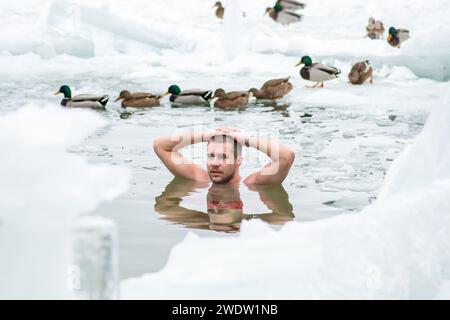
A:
208 157 221 167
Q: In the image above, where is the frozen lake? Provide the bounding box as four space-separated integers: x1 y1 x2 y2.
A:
87 97 426 277
0 75 429 280
41 77 426 279
1 0 449 299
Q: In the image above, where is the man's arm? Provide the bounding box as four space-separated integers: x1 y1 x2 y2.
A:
153 131 212 181
223 130 295 185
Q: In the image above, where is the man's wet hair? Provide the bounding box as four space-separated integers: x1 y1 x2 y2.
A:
209 134 242 158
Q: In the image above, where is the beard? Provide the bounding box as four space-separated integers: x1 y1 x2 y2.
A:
208 170 235 184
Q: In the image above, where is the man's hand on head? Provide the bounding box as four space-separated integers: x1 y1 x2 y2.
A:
214 127 245 144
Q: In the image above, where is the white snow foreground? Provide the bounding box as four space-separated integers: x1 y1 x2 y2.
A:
121 98 450 299
0 105 130 299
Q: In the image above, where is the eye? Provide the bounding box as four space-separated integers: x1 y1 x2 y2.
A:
208 153 214 159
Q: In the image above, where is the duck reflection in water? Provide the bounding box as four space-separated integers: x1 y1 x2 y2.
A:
155 178 294 233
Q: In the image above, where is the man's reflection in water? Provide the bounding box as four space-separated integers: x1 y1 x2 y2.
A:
155 178 294 233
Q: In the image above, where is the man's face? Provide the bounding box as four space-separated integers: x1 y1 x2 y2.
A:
207 139 241 184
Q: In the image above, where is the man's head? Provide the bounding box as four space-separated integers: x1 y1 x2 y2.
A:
207 134 242 184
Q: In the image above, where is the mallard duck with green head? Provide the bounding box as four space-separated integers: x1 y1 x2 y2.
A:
165 85 213 105
295 56 341 88
348 60 373 85
211 89 251 109
214 1 224 19
249 77 293 99
387 27 410 48
265 3 302 25
275 0 306 11
54 85 109 109
115 90 162 108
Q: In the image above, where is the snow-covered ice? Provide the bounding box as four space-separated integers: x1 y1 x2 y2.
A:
0 105 129 299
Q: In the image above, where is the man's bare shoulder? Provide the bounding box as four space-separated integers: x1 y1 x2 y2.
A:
191 167 210 183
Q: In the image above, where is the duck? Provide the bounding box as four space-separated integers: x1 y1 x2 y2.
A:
115 90 162 108
348 60 373 85
249 77 293 99
214 1 224 19
366 17 385 39
294 56 341 88
54 85 109 109
265 5 302 25
212 89 251 109
275 0 306 11
166 85 214 105
387 27 410 48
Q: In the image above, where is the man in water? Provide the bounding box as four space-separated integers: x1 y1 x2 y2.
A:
153 128 295 185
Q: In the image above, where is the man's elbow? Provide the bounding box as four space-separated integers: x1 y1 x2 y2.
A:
153 138 161 154
283 148 295 166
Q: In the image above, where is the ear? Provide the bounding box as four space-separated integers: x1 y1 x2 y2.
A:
236 156 243 166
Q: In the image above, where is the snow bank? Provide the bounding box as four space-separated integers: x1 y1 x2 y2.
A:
379 96 450 199
1 0 449 80
121 98 450 299
0 105 129 299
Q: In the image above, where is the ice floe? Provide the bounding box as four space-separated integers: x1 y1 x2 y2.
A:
0 105 129 299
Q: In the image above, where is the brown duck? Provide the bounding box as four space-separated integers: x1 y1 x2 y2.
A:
212 89 251 109
115 90 162 108
214 1 224 19
366 17 385 40
348 61 373 85
249 77 293 99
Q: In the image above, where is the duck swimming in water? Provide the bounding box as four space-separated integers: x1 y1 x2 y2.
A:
295 56 341 88
166 85 214 105
54 85 109 109
115 90 162 108
212 89 251 109
249 77 293 99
